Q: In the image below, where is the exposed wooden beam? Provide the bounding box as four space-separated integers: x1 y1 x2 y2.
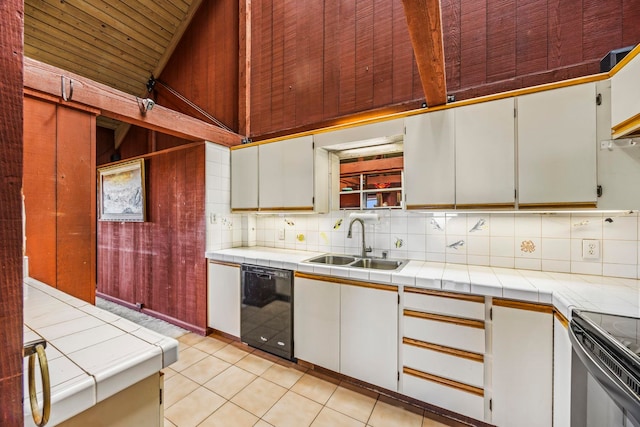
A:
401 0 447 107
24 57 244 146
340 157 404 175
239 0 251 136
1 0 25 421
112 0 204 150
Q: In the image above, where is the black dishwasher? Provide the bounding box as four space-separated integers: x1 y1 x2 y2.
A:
240 264 294 360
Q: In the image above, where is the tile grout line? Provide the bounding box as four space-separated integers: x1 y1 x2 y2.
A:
168 334 451 427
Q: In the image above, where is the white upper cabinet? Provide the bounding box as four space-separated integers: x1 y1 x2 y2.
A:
231 145 258 210
455 98 515 207
231 135 328 212
259 136 315 210
404 110 456 209
517 83 598 207
611 49 640 138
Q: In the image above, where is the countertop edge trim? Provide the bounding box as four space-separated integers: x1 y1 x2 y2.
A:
294 272 398 292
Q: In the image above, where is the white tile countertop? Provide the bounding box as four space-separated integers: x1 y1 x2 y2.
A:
206 246 640 320
23 277 178 426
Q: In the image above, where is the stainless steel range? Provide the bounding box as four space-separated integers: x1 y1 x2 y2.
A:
570 309 640 426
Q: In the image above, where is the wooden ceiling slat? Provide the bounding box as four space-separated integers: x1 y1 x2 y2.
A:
25 2 162 66
24 42 147 96
77 0 169 53
24 0 202 102
97 116 123 130
150 0 190 20
23 16 157 75
134 0 186 24
24 47 142 95
119 1 181 36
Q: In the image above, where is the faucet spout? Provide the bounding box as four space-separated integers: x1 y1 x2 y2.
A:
347 218 372 258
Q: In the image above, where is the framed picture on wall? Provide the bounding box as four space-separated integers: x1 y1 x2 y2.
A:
97 159 146 222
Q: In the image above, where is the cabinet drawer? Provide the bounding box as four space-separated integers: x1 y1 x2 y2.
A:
404 288 485 320
403 314 485 354
402 371 485 421
402 342 483 389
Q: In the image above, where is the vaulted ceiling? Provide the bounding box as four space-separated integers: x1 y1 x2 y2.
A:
23 0 447 134
24 0 203 128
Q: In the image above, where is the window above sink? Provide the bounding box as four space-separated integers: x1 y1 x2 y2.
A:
333 138 404 210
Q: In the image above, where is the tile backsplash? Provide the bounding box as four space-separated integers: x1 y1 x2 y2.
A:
249 210 640 279
204 143 640 279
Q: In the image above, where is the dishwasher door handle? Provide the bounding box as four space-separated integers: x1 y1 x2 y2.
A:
24 339 51 426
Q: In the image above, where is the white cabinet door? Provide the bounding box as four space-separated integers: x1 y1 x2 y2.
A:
456 98 515 207
259 136 314 210
517 83 597 206
340 284 398 391
230 146 258 210
404 110 455 209
207 262 241 337
293 277 340 372
491 304 553 427
553 315 572 427
611 49 640 135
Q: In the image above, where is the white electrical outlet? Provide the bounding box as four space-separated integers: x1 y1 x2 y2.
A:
582 239 600 260
278 229 285 240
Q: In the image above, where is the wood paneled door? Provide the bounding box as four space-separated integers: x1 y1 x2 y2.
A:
23 95 97 303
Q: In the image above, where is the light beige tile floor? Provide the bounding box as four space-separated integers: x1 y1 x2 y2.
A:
163 333 457 427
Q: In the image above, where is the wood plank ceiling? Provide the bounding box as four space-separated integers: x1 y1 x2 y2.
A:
24 0 203 129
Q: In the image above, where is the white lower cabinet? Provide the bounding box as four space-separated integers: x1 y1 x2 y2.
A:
402 372 485 421
553 314 572 427
293 276 340 372
401 289 486 421
491 302 553 427
340 283 398 391
207 261 240 337
293 274 398 391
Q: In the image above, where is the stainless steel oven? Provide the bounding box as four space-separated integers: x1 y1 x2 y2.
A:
570 310 640 427
240 264 293 360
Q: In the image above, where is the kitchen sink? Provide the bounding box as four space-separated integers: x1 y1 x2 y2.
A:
306 254 356 265
349 258 405 270
304 254 406 271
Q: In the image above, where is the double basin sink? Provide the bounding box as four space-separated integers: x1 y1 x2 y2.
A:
304 254 407 271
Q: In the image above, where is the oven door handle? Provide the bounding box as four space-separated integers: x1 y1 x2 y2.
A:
569 321 640 422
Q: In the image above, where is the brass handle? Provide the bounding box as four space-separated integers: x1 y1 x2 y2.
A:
24 339 51 426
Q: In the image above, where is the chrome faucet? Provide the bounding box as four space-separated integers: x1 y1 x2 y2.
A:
347 218 372 258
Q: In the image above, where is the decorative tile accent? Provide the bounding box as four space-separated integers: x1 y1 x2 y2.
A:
468 218 487 233
520 240 536 253
447 240 465 250
250 210 640 279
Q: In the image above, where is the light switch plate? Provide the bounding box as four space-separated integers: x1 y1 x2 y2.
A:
582 239 600 260
278 229 285 240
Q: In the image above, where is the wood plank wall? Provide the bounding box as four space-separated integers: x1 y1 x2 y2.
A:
156 0 239 134
97 143 207 334
250 0 422 138
248 0 640 138
0 0 24 423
